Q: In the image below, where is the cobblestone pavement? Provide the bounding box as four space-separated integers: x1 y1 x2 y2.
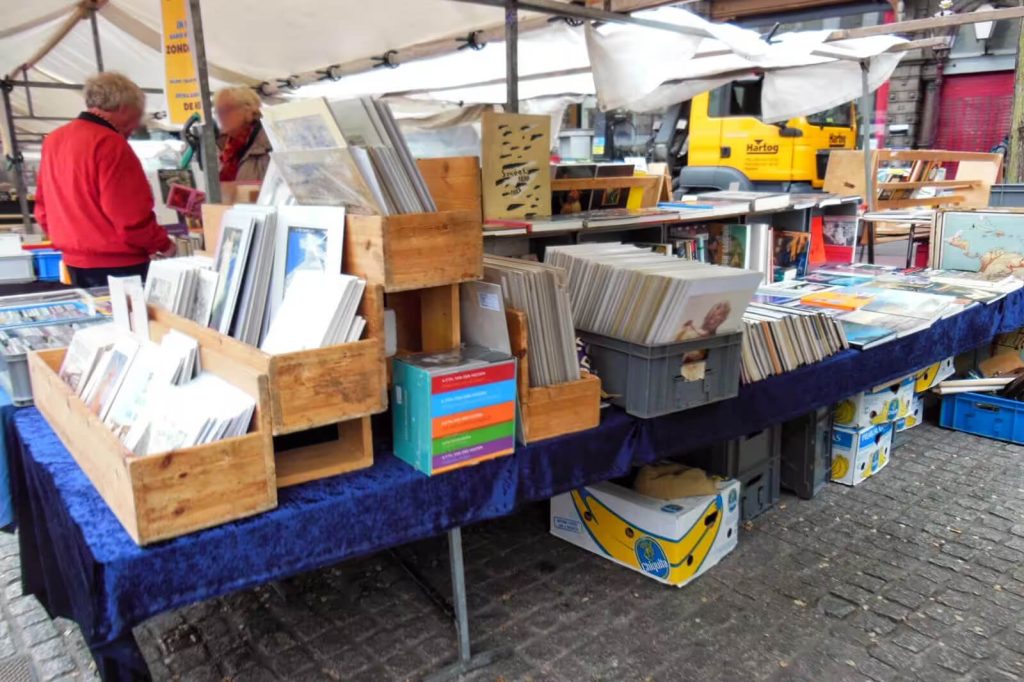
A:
3 422 1024 681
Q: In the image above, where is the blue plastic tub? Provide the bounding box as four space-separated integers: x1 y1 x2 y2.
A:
32 250 62 282
939 392 1024 444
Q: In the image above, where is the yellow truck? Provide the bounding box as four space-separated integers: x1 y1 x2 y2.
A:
653 78 857 193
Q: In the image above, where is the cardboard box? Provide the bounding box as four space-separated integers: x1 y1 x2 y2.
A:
833 376 914 428
550 479 740 587
896 393 924 432
914 358 955 393
392 347 516 475
831 422 893 486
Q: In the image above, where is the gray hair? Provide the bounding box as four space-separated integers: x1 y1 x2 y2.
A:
83 72 146 112
214 86 262 120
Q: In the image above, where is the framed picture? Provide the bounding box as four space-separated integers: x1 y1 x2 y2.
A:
933 210 1024 275
270 205 345 316
209 211 256 334
261 98 347 152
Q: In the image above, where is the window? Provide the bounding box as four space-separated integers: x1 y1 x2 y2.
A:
709 79 764 118
806 103 853 128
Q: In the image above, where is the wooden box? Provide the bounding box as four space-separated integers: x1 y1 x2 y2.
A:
416 157 482 218
273 415 373 488
506 308 601 444
148 285 387 435
344 210 483 293
27 346 276 546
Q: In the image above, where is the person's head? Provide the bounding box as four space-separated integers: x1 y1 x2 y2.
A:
83 72 146 137
214 87 262 138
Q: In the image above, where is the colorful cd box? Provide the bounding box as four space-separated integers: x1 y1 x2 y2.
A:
392 346 517 475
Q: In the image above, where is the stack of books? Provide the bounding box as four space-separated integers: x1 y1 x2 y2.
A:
146 256 219 327
59 321 255 457
482 255 578 387
392 347 517 476
545 243 761 345
741 303 849 383
262 97 436 215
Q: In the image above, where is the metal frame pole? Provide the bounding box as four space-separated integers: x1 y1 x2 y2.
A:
186 0 221 203
21 69 33 117
89 7 104 72
448 528 472 662
505 0 519 114
1 83 34 233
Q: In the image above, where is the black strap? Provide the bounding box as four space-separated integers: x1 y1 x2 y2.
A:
77 111 118 133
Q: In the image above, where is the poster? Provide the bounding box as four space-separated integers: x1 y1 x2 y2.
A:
160 0 202 125
481 112 551 220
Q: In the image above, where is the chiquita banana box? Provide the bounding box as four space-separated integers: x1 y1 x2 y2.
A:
831 422 892 486
549 479 740 587
896 393 924 432
833 376 914 428
914 358 955 393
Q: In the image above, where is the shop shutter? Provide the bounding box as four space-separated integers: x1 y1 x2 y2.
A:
934 71 1014 152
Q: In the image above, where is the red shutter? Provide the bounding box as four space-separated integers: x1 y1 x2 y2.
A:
935 71 1014 152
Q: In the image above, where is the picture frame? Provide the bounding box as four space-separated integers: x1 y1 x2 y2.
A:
209 211 256 334
261 98 347 152
269 205 346 317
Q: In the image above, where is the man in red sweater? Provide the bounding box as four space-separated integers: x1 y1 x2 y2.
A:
35 72 175 288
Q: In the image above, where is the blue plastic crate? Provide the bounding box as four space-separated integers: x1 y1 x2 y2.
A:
939 392 1024 444
33 250 62 281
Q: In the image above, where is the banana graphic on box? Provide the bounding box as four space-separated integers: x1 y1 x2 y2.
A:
550 480 740 587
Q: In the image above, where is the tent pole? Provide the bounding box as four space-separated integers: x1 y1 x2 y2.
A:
21 69 34 117
4 80 162 95
861 61 875 213
89 7 104 72
1 83 34 233
505 0 519 113
186 0 221 203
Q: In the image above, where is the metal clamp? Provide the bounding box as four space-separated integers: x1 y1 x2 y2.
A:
372 50 400 69
277 76 303 91
319 64 345 81
456 31 487 51
0 79 12 94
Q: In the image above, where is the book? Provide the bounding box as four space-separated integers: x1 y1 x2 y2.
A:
261 271 365 354
773 230 811 278
799 290 875 311
551 164 596 216
108 276 149 341
59 323 119 395
695 191 792 212
838 309 931 338
841 321 897 350
854 287 956 321
591 163 634 211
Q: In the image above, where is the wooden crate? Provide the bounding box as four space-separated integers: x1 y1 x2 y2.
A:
274 416 372 488
506 308 601 444
148 285 387 435
344 210 483 293
27 345 276 546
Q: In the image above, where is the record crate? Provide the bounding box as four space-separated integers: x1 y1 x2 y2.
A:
578 330 742 418
506 307 601 444
27 336 277 546
780 406 833 500
147 285 387 488
344 209 483 293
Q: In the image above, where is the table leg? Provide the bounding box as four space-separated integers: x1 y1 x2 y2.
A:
423 527 503 681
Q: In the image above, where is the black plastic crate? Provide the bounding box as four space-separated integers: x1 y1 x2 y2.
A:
780 407 833 500
579 330 742 418
739 453 781 521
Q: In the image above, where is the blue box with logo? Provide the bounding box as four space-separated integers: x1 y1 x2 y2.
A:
830 421 892 486
549 478 740 587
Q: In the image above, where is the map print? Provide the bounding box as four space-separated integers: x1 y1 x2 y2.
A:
938 212 1024 276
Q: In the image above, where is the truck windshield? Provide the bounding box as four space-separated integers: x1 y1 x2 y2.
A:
806 104 853 128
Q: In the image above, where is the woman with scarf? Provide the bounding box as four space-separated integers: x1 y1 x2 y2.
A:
215 87 272 183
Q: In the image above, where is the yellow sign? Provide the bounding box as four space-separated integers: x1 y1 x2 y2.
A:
160 0 202 125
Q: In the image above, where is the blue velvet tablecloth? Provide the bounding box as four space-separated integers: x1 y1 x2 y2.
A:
10 289 1024 679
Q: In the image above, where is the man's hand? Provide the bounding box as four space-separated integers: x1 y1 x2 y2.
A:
156 241 177 259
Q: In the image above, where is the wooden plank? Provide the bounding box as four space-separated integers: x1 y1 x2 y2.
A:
876 180 978 190
505 308 531 404
955 159 1000 208
522 372 602 443
416 157 482 218
420 284 460 353
877 195 966 209
829 6 1024 41
387 290 423 354
275 417 373 488
876 150 1003 163
823 149 870 198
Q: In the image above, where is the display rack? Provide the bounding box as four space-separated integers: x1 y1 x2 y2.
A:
506 307 601 444
26 338 276 546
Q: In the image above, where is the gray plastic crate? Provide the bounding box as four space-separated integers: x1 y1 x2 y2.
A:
738 453 780 521
578 330 742 418
0 351 32 406
780 406 833 500
681 424 780 479
989 184 1024 208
